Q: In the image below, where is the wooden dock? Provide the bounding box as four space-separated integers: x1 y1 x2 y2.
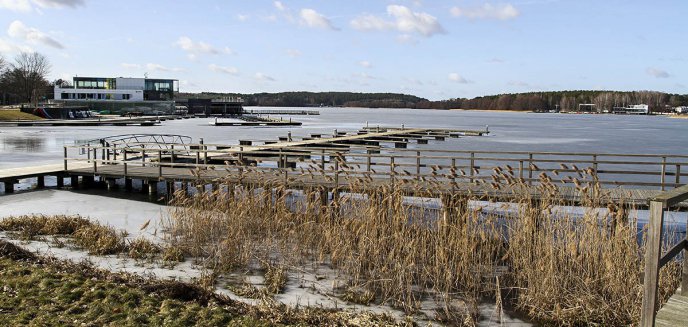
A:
655 288 688 327
0 117 161 127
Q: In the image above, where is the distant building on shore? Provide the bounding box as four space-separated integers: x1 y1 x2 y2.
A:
675 106 688 114
612 104 649 115
53 76 178 115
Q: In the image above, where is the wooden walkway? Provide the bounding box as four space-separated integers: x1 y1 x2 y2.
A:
655 288 687 327
58 164 686 209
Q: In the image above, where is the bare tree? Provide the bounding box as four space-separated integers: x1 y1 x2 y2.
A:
8 52 51 104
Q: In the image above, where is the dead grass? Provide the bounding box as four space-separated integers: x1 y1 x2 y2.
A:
128 237 161 260
0 214 91 240
0 109 43 121
164 163 683 325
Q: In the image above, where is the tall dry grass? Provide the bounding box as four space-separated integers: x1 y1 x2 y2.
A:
163 162 682 325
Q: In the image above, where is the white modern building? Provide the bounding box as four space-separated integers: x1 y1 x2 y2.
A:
55 77 177 101
612 104 649 115
53 76 178 115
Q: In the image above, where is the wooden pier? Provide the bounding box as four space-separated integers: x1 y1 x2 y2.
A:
0 117 161 127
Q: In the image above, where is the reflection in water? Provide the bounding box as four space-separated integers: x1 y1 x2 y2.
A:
1 136 45 152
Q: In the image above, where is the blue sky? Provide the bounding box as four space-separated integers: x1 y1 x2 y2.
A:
0 0 685 100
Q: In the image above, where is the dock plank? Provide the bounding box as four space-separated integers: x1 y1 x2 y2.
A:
655 288 688 327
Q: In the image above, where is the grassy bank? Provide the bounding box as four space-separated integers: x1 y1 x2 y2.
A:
0 109 43 121
0 239 398 326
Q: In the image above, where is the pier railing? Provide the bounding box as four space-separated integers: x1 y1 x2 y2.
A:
63 142 688 192
640 184 688 326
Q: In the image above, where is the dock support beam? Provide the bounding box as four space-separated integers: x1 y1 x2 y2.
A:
3 181 14 193
148 181 157 197
56 176 64 188
124 178 133 191
70 176 79 189
106 178 117 191
36 176 45 189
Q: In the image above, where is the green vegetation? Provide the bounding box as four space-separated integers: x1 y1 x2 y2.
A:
0 240 396 326
0 109 43 121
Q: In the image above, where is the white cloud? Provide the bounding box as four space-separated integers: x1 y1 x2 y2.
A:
359 60 372 68
120 63 141 69
175 36 217 54
0 38 32 53
286 49 302 57
174 36 233 60
208 64 238 75
448 73 470 83
236 14 249 22
646 67 670 78
32 0 83 8
0 0 31 11
450 3 519 20
255 72 275 81
300 8 338 30
146 63 184 72
274 1 285 11
0 0 83 12
351 5 445 38
7 20 64 49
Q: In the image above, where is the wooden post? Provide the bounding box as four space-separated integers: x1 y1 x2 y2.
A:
366 150 372 173
528 153 534 186
123 150 128 177
158 150 163 178
592 154 598 174
416 151 421 181
63 146 68 171
141 145 146 167
469 152 475 183
171 144 175 163
125 178 133 191
321 149 326 171
683 220 688 296
113 144 117 161
675 164 681 187
519 160 524 181
36 176 45 188
148 181 157 196
661 156 667 191
451 158 456 191
390 156 395 183
640 200 665 327
56 176 64 188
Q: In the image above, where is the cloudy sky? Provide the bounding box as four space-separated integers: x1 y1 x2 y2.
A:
0 0 685 100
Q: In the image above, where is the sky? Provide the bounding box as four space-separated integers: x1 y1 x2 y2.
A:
0 0 686 100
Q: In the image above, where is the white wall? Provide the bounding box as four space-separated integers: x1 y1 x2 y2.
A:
55 88 144 101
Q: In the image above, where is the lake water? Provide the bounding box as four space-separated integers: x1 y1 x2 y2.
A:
2 108 687 169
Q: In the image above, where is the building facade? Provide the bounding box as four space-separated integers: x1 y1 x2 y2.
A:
54 76 178 115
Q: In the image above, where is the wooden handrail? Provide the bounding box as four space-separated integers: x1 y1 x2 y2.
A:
640 185 688 326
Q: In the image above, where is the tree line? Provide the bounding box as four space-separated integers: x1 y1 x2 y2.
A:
0 52 56 106
179 91 425 108
418 90 688 112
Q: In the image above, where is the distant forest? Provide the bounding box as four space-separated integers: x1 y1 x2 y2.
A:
179 90 688 113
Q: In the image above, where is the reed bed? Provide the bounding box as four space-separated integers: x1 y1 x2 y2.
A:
163 163 683 325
